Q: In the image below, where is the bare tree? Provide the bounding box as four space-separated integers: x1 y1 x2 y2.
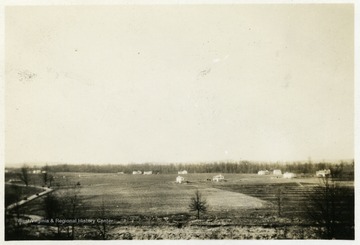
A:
42 171 54 187
42 165 49 186
43 183 83 239
43 192 64 237
93 197 113 240
277 187 283 217
62 184 84 239
42 171 48 186
306 176 354 239
18 166 29 186
5 185 27 240
189 190 207 219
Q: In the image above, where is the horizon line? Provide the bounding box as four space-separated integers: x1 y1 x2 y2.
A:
4 158 354 168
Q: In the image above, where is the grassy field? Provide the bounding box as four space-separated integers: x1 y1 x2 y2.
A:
18 172 351 218
48 173 273 216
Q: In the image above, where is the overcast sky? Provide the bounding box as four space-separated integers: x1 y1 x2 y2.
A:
5 5 354 165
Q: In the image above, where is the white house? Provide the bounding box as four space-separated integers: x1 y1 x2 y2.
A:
132 170 142 175
117 172 124 174
283 172 296 179
316 169 331 177
212 174 224 182
273 169 282 175
258 170 270 175
176 176 185 183
178 170 188 174
143 171 152 175
32 170 41 174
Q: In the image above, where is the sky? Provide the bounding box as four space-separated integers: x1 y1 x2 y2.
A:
5 4 354 165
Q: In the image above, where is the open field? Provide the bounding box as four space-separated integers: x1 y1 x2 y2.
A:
17 173 272 216
14 172 353 218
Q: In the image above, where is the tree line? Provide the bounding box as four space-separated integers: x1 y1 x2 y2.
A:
39 160 354 177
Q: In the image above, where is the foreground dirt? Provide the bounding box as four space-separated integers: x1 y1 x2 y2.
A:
106 225 319 240
10 214 322 240
18 222 319 240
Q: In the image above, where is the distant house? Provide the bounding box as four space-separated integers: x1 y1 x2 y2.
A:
117 172 124 174
32 170 41 174
283 172 296 179
258 170 270 175
41 170 47 174
178 170 188 174
143 171 152 175
212 174 225 182
273 170 282 175
132 170 142 175
316 169 331 177
176 176 185 183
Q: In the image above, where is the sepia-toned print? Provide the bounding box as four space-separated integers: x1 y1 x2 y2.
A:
4 3 355 240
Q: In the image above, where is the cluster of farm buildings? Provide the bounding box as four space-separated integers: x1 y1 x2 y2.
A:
124 169 225 184
127 168 332 183
118 170 189 175
176 173 225 183
5 169 47 174
257 169 331 178
5 168 332 183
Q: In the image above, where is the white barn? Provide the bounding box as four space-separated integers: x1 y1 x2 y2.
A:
212 174 224 182
316 169 331 177
132 170 142 175
258 170 270 175
176 176 185 183
143 171 152 175
178 170 188 174
283 172 296 179
273 169 282 175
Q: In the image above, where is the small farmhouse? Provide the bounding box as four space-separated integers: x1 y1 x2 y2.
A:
273 169 282 175
212 174 224 182
143 171 152 175
283 172 296 179
178 170 188 174
258 170 270 175
132 170 142 175
316 169 331 177
176 176 184 183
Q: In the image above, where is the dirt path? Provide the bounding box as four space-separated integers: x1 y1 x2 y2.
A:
5 183 54 211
